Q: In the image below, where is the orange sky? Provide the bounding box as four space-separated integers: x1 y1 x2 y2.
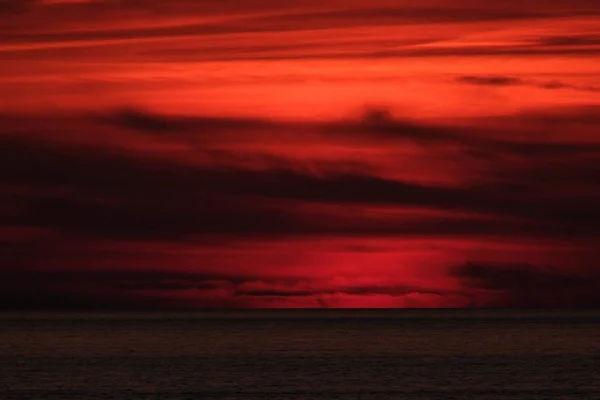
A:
1 0 600 308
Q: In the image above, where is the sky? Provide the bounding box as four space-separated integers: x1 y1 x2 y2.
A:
1 0 600 309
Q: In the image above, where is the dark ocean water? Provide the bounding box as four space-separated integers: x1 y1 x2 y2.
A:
2 310 600 400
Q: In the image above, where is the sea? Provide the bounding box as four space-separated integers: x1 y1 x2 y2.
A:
1 310 600 399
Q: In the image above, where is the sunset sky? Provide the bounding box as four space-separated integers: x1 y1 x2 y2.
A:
2 0 600 308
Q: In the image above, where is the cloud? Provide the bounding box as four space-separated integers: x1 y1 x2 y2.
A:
236 284 446 298
1 107 600 244
452 262 600 307
0 265 450 309
2 0 600 63
99 107 274 134
336 107 600 157
0 0 35 14
454 262 587 291
1 104 600 308
539 34 600 47
456 75 600 92
332 106 469 144
0 267 248 310
1 0 600 311
456 75 525 86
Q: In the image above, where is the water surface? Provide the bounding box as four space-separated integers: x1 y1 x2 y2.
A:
2 310 600 399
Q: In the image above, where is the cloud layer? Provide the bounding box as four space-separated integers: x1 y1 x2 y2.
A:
1 105 599 308
1 0 599 308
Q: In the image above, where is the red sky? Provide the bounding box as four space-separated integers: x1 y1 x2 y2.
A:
2 0 600 308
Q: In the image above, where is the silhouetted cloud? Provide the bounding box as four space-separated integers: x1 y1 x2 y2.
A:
2 0 600 310
454 262 588 290
236 284 446 298
539 35 600 47
0 265 450 309
1 108 599 243
100 108 273 134
1 103 599 308
457 75 525 86
453 261 600 307
0 267 252 310
457 75 600 92
0 0 35 14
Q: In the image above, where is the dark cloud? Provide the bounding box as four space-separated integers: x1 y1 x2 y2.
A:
0 0 35 14
539 35 600 47
91 106 600 160
99 108 273 134
1 107 599 308
334 107 467 144
0 265 446 309
457 75 525 86
2 0 600 311
20 193 313 239
453 262 600 307
138 46 600 63
476 106 600 130
335 107 600 157
105 108 185 133
0 267 249 310
454 262 588 291
456 75 600 92
237 284 445 298
9 160 600 239
539 82 600 92
389 45 600 59
0 268 243 289
1 108 600 244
